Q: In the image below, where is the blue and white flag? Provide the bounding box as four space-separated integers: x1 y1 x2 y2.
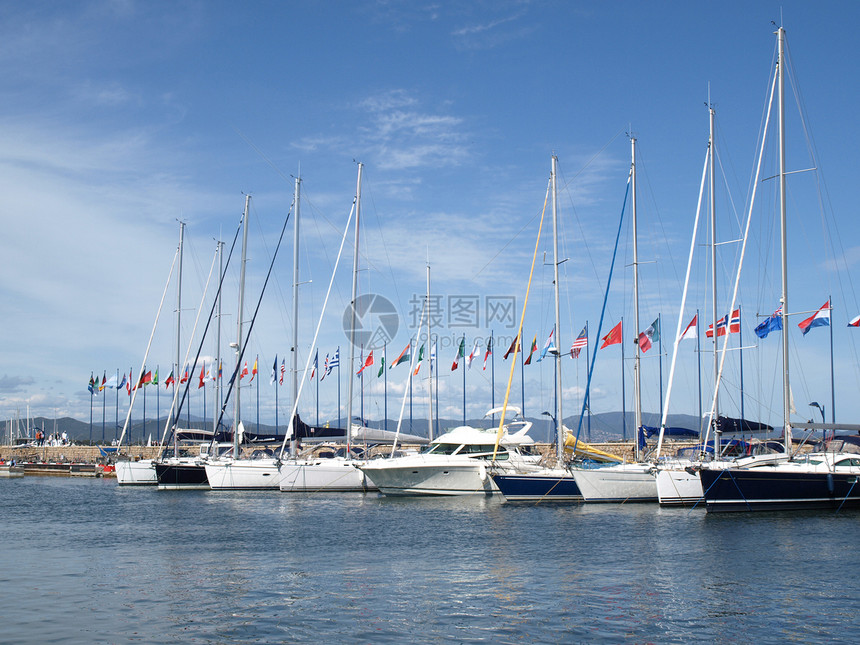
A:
755 305 783 339
327 347 340 374
537 328 555 362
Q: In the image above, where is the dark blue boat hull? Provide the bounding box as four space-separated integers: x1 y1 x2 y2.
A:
700 467 860 512
492 472 582 502
155 462 209 490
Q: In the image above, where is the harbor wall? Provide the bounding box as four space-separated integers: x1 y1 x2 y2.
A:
0 440 664 464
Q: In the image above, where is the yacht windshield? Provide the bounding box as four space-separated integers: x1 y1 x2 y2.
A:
425 443 462 455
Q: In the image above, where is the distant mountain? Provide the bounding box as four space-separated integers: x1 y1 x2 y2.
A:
3 411 707 445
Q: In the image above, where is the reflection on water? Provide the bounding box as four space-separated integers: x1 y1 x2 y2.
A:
1 477 858 643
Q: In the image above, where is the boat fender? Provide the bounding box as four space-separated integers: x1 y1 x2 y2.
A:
478 463 487 482
827 473 835 494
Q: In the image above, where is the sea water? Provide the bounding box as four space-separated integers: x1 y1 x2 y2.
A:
1 476 858 644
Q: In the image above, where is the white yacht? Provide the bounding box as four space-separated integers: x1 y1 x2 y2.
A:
358 409 541 496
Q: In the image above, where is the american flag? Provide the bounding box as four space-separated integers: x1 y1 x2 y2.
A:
570 326 588 359
279 359 285 385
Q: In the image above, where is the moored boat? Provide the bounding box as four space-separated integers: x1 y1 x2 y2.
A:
359 410 541 496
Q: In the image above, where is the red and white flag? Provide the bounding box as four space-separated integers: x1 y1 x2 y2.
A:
679 314 698 341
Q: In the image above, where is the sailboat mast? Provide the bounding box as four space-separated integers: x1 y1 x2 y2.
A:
426 261 434 441
345 163 363 452
234 195 251 456
777 27 792 452
709 105 720 450
173 221 184 455
291 176 301 457
551 155 564 464
213 240 223 435
630 136 642 461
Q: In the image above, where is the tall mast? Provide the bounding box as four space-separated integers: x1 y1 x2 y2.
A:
345 163 363 452
778 27 792 452
426 260 434 441
290 175 301 457
631 136 642 462
213 240 223 435
551 155 564 464
709 104 721 451
173 221 184 455
233 195 251 456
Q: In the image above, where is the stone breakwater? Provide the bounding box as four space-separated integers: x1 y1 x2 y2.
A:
0 440 669 467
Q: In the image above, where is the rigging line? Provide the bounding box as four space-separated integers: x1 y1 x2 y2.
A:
161 242 221 447
116 245 179 448
234 125 346 245
573 172 631 448
557 127 627 195
635 142 683 293
473 207 542 281
214 202 294 440
170 216 243 443
249 193 296 347
358 169 407 332
493 177 551 460
280 200 356 460
704 61 777 450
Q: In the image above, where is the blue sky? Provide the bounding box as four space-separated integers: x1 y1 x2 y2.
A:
2 1 860 438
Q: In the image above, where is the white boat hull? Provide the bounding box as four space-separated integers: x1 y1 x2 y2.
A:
116 460 158 486
656 467 702 506
360 458 499 496
572 464 657 502
278 458 374 492
205 458 283 490
0 465 24 478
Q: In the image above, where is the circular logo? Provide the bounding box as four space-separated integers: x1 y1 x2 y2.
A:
342 293 399 350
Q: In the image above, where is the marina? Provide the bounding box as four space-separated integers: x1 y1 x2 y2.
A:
5 4 860 643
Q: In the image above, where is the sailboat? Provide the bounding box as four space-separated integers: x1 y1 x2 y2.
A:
206 166 374 491
654 97 791 506
278 165 378 493
116 223 186 487
566 136 659 503
699 27 860 511
491 154 637 502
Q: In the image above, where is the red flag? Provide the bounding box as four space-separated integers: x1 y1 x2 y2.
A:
600 321 623 348
164 370 175 388
180 366 189 384
198 364 205 389
503 335 520 360
357 350 374 375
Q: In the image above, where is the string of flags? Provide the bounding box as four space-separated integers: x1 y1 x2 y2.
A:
88 299 858 393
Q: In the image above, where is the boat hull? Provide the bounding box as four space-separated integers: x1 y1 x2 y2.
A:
700 466 860 512
360 460 497 496
656 468 703 506
571 464 657 502
204 459 283 490
278 459 374 492
115 460 158 486
491 471 582 502
156 462 209 490
0 465 24 478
